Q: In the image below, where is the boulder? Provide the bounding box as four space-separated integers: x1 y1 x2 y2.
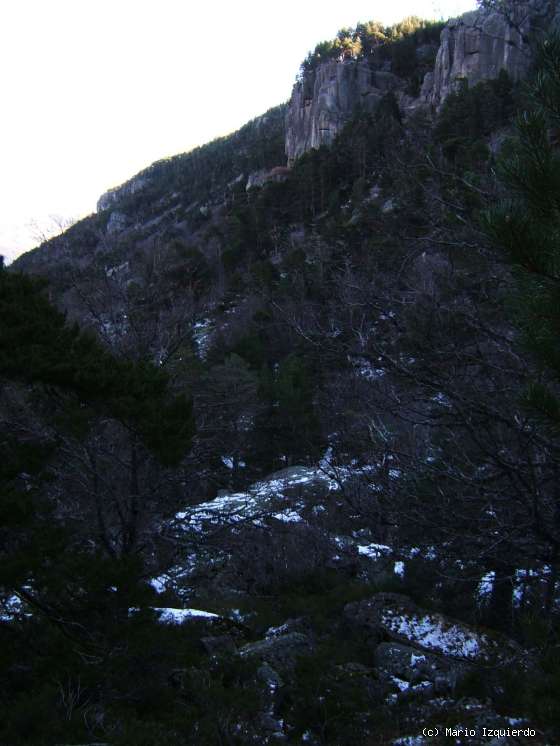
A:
265 616 313 639
345 592 524 666
374 641 467 692
238 632 312 667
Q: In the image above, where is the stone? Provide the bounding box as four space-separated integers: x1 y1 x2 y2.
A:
246 166 290 190
105 210 127 234
345 592 525 667
285 60 402 165
246 168 269 190
97 174 148 212
374 641 467 691
265 616 313 639
424 0 558 108
238 632 312 667
285 1 560 165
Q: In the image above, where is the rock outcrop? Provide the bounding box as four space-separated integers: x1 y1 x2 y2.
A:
246 166 291 190
97 174 149 212
344 593 525 666
285 60 403 166
423 0 558 108
238 632 313 668
285 1 559 164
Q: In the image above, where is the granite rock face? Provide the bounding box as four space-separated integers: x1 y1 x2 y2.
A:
285 60 402 166
424 0 558 108
285 1 560 164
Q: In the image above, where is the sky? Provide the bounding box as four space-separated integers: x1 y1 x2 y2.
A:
0 0 476 263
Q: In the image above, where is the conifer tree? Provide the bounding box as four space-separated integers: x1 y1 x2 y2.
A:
0 267 195 628
483 35 560 611
483 35 560 434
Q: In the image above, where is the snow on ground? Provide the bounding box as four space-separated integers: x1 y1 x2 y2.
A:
149 553 202 595
382 609 486 659
392 676 410 692
273 510 304 523
130 606 220 624
266 622 291 637
172 465 357 533
154 607 220 624
174 489 270 533
192 318 213 358
357 542 392 559
221 456 246 470
514 566 554 607
477 571 495 600
348 355 385 380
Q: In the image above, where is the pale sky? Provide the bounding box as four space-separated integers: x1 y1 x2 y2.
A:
1 0 476 263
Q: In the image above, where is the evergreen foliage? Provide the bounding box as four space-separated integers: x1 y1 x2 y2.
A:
483 36 560 434
0 269 194 465
107 104 286 223
435 70 517 162
300 16 444 77
0 267 197 744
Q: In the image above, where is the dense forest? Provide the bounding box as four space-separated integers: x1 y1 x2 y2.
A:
2 2 560 744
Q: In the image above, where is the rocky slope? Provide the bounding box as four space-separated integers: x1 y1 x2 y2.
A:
285 61 405 166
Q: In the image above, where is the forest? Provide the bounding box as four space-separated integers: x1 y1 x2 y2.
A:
2 3 560 744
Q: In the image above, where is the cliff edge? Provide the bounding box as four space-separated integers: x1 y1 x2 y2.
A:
286 0 559 165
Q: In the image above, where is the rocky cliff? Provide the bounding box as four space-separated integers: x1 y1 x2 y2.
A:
285 0 559 164
285 60 403 166
97 173 149 212
423 0 558 107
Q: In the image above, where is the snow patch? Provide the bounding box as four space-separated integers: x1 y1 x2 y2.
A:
0 594 25 622
266 622 290 638
382 610 486 659
273 510 303 523
392 736 426 745
154 607 220 624
358 542 392 559
477 571 495 600
392 676 410 692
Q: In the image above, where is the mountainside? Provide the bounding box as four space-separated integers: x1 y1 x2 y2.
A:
5 2 560 744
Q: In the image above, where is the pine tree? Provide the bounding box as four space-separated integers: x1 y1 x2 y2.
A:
0 266 195 635
484 36 560 431
483 35 560 611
